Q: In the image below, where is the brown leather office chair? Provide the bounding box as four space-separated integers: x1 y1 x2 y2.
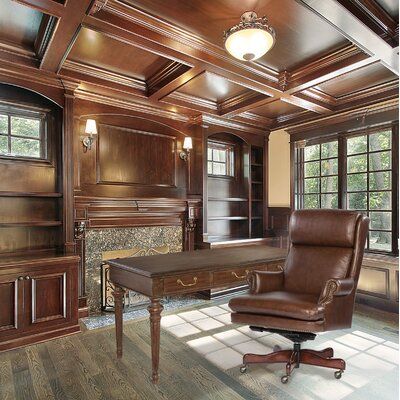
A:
229 209 369 383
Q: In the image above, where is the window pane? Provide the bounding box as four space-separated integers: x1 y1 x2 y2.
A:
304 194 319 209
219 150 226 162
304 144 320 161
348 192 367 210
369 151 391 171
370 211 392 230
369 171 391 191
347 154 367 173
369 192 391 210
304 161 320 177
369 131 391 152
0 135 7 154
321 193 338 209
207 148 212 160
207 161 212 174
321 158 338 175
347 135 367 155
11 116 40 138
321 141 338 158
304 178 319 193
347 173 367 191
212 149 220 162
321 176 338 192
213 162 226 175
369 231 391 252
11 137 40 158
0 115 7 134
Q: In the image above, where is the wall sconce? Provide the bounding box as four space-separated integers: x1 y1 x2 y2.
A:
82 119 97 151
179 137 193 161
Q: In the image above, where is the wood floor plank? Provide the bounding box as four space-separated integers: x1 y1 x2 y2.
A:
25 346 56 400
0 352 16 400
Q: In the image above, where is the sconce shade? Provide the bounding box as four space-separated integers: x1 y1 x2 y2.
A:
85 119 98 135
183 137 193 150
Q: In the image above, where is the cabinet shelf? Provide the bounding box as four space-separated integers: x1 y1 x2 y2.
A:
251 181 262 185
0 191 63 198
208 216 249 221
251 163 263 167
0 221 62 227
251 216 263 220
208 197 248 202
252 199 263 202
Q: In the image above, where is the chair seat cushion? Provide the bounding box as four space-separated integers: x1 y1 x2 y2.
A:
229 291 323 321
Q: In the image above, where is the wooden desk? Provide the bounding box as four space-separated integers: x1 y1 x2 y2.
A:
108 245 287 383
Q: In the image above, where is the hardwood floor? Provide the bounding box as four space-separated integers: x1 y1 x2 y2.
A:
0 317 255 400
0 303 397 400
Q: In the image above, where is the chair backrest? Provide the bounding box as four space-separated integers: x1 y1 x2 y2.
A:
284 209 369 295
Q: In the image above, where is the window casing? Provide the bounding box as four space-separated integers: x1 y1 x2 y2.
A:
0 107 46 160
294 125 398 255
207 141 234 177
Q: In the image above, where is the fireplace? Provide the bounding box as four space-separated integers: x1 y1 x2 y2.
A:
85 226 182 314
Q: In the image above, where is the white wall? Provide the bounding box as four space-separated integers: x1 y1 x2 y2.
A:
268 129 291 207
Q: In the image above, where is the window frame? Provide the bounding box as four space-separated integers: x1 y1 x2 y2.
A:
294 123 398 256
207 140 235 178
0 105 48 161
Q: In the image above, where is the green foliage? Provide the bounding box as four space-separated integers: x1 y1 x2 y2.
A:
347 173 367 191
304 161 320 177
321 193 338 208
304 178 319 193
347 135 367 154
348 192 367 210
321 141 338 158
11 137 40 158
11 116 40 138
321 158 338 175
321 176 338 192
0 115 7 134
369 151 391 171
304 144 320 161
304 194 319 209
0 135 7 153
370 211 392 230
369 171 391 191
347 154 367 173
369 131 391 151
370 192 391 210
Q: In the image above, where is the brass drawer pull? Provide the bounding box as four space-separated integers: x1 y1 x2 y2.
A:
232 270 249 279
177 277 198 287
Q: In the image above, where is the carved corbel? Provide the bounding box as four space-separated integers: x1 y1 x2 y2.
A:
74 221 86 240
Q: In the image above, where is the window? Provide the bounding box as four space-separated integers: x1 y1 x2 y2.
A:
0 110 46 159
346 130 393 252
207 141 234 177
294 126 398 255
300 140 339 209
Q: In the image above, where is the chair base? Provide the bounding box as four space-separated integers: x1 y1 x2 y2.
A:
241 327 346 383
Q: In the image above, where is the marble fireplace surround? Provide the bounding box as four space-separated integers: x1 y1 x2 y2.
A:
85 226 182 314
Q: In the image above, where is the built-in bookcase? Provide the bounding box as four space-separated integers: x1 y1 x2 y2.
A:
250 146 264 238
205 134 265 243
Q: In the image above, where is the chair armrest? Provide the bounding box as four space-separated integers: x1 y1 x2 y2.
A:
318 278 355 306
248 270 284 294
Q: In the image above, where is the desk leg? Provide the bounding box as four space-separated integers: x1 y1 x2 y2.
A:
113 285 125 358
148 297 163 384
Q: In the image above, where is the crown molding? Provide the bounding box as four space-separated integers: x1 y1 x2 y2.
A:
62 59 146 91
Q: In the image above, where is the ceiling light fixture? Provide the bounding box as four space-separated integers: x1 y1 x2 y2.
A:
223 11 276 62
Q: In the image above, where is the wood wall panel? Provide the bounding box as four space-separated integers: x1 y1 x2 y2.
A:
97 124 176 187
267 207 292 236
358 266 390 298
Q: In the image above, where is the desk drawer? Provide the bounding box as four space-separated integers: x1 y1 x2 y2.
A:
213 268 251 286
268 262 284 272
164 272 211 294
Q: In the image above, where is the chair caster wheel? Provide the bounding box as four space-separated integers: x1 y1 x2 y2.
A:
334 370 343 379
281 375 289 384
240 365 247 373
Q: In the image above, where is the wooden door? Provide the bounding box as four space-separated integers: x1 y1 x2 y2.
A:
24 266 71 331
0 273 24 338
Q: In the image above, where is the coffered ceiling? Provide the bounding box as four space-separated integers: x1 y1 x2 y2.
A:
0 0 398 132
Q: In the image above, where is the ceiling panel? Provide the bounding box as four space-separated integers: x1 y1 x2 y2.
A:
375 0 399 18
251 99 302 118
0 0 43 48
315 63 398 98
128 0 349 72
68 28 172 80
177 72 247 103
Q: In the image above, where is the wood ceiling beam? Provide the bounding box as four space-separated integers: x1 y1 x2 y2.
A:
40 0 93 72
281 95 333 114
12 0 65 18
218 92 273 117
147 64 204 101
336 0 398 43
297 0 399 75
